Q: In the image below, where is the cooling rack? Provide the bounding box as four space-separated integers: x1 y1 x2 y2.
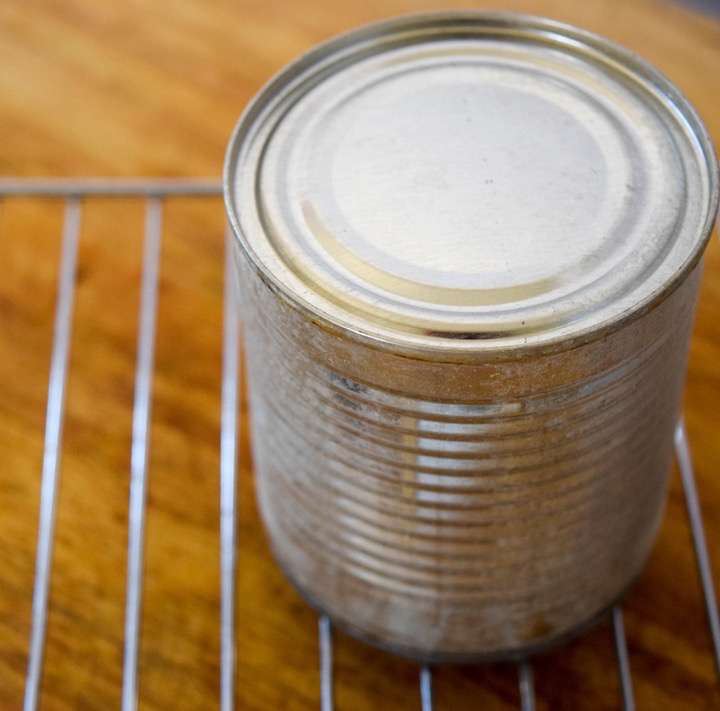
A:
1 177 718 711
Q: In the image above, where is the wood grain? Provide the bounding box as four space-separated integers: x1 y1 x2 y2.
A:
0 1 719 709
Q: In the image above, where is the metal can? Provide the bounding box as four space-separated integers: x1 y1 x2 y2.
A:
224 12 719 660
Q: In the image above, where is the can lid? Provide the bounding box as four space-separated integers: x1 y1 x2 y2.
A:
225 12 718 356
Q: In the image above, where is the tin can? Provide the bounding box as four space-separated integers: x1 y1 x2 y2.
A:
224 13 719 660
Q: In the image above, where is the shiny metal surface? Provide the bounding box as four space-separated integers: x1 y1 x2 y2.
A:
122 198 164 711
0 177 221 196
226 12 718 660
23 199 81 711
675 419 720 677
225 12 718 355
419 665 433 711
319 616 335 711
518 663 535 711
612 606 635 711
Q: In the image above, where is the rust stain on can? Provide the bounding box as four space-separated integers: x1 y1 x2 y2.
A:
225 12 719 660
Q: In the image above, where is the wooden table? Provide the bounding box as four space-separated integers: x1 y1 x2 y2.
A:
1 1 719 708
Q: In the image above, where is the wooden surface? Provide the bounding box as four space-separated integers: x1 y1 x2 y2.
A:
0 1 719 708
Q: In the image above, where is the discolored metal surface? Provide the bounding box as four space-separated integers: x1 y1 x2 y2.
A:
225 12 719 659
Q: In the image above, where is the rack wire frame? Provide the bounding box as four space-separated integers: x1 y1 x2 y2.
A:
1 177 718 711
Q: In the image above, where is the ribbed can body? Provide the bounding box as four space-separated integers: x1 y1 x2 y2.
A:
223 12 718 662
237 251 701 660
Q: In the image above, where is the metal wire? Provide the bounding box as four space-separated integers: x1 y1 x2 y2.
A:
675 419 720 678
419 665 433 711
518 662 535 711
5 179 720 710
121 198 164 711
23 198 82 711
220 224 241 711
612 606 635 711
319 615 335 711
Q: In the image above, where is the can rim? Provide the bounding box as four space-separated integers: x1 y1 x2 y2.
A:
224 10 719 362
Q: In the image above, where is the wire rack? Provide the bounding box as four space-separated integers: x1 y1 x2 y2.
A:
1 177 719 711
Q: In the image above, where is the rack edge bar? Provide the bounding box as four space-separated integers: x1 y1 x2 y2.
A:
0 178 222 197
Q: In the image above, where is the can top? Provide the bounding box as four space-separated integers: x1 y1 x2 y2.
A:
225 12 718 357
